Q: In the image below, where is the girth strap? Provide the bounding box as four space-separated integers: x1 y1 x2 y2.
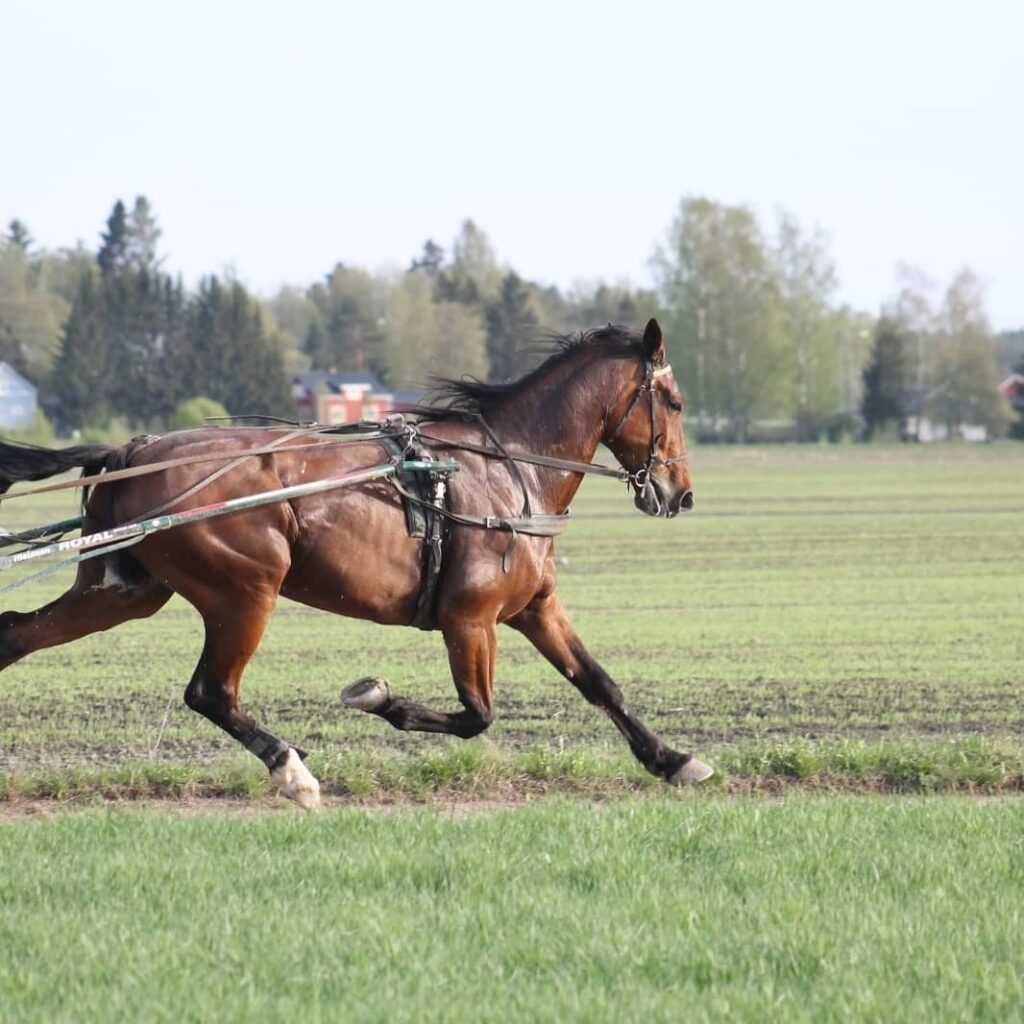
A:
373 433 453 631
387 475 568 538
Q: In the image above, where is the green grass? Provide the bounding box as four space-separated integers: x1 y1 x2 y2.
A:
3 797 1024 1023
3 735 1023 803
3 445 1024 1022
0 443 1022 794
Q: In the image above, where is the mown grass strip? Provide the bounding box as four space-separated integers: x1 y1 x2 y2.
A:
3 735 1023 805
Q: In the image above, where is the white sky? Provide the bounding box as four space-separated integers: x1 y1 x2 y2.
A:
3 0 1022 328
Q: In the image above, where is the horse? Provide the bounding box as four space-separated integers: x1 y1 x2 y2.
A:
0 318 711 808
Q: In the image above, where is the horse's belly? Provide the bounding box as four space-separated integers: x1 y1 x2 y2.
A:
280 496 425 626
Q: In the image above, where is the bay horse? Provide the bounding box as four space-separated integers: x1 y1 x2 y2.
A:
0 319 711 808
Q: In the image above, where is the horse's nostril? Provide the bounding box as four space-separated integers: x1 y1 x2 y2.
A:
680 490 694 510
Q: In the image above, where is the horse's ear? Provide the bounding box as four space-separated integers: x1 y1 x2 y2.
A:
641 318 665 363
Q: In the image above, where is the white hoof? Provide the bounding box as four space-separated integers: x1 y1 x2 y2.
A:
342 676 390 713
669 757 715 785
271 748 321 810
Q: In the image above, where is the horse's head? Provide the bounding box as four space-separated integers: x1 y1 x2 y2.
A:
603 318 693 518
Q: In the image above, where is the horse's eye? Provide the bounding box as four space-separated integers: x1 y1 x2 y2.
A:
667 397 684 413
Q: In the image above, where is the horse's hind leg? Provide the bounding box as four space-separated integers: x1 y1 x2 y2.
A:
183 591 321 810
0 555 172 670
342 620 497 739
508 592 713 784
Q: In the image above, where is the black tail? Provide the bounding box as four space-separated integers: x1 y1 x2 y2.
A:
0 440 116 495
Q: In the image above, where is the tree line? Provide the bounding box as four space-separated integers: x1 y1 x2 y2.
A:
1 199 291 434
860 267 1017 440
653 198 1018 442
1 196 1020 441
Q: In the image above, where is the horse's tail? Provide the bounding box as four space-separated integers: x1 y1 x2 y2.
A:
0 440 117 495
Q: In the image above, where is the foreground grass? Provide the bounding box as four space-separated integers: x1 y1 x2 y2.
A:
2 797 1023 1023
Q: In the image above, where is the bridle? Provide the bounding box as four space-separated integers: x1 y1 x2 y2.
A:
605 358 688 492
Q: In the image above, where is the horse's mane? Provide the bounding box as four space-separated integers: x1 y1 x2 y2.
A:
417 324 642 421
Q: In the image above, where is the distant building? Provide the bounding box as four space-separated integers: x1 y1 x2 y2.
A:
292 371 388 425
292 372 426 426
0 362 37 431
902 386 991 443
999 373 1024 403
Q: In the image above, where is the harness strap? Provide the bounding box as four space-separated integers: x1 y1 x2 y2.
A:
0 427 400 503
473 415 534 518
0 426 658 506
410 468 448 630
416 431 632 480
388 476 568 537
605 359 654 445
127 427 315 522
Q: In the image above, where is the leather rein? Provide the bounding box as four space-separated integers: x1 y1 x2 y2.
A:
0 355 687 543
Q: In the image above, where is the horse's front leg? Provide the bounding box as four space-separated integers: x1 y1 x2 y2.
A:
342 620 496 739
508 593 713 784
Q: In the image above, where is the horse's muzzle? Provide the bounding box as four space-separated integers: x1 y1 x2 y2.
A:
671 489 695 515
633 477 694 518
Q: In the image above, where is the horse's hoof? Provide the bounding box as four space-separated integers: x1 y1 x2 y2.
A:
668 756 715 785
271 748 322 811
342 676 390 713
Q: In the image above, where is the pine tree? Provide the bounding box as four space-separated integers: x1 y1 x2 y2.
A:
1010 352 1024 440
435 220 500 307
49 272 114 430
218 282 292 415
97 201 129 276
568 282 658 328
485 272 540 382
6 219 33 251
125 196 162 272
409 239 444 277
861 317 907 439
303 317 329 370
107 268 184 426
176 277 291 416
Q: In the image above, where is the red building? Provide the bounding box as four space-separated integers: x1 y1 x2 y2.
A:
292 372 394 425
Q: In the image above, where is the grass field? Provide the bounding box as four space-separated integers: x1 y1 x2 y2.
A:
3 797 1024 1023
2 443 1023 1022
0 442 1021 798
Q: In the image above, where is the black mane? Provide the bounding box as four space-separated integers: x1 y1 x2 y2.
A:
418 324 642 420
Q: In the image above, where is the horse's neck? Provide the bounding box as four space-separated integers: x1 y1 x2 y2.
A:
484 356 611 511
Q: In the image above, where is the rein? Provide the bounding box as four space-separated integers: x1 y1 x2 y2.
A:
416 430 631 481
0 426 398 504
416 360 689 490
0 419 660 507
0 353 688 552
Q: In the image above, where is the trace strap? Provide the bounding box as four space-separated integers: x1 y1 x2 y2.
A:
0 460 458 571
